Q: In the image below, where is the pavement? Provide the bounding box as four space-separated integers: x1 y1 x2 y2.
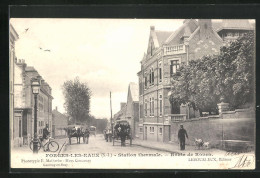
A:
132 138 226 154
12 137 68 154
12 135 226 155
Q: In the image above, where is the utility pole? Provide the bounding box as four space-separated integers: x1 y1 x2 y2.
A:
110 91 113 135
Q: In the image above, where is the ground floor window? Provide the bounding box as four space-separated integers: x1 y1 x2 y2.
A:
149 126 154 133
159 127 163 134
140 127 143 133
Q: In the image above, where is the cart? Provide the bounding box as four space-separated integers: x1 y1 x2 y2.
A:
112 120 132 146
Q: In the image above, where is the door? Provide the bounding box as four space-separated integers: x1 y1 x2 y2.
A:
144 126 147 140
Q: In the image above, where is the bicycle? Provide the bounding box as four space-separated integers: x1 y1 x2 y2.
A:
29 136 59 152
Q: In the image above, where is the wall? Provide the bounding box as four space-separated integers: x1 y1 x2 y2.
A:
170 117 255 149
188 20 223 61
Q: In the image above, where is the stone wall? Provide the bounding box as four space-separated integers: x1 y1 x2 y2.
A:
170 117 255 149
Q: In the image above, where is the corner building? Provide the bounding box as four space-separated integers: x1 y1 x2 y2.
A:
137 19 224 142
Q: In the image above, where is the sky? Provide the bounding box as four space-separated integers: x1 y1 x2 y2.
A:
10 18 184 118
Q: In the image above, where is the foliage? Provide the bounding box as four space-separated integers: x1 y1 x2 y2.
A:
170 32 255 114
62 77 91 124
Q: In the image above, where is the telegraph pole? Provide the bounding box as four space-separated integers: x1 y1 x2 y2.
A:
110 91 113 135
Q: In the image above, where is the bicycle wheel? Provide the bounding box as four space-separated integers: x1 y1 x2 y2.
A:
48 141 59 152
29 140 41 151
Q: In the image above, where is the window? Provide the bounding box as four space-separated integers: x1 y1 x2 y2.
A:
149 68 154 85
144 100 147 117
144 76 147 89
159 95 163 116
150 127 154 133
170 60 180 75
149 98 152 116
227 32 232 37
159 66 162 82
152 97 154 116
159 127 163 134
140 104 144 118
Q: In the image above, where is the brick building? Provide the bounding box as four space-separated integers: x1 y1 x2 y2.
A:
14 60 53 146
213 19 254 42
137 19 253 142
52 107 68 138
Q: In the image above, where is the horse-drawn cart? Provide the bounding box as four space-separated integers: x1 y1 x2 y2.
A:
112 120 132 146
67 125 89 145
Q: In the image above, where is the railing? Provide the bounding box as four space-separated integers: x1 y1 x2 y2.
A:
167 114 187 122
163 44 186 56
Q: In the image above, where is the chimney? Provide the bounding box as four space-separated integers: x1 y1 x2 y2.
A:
198 19 212 39
198 19 212 31
150 26 155 31
120 102 126 110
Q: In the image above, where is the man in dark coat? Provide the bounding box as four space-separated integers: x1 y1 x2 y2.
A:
178 125 188 150
84 128 90 144
42 124 50 151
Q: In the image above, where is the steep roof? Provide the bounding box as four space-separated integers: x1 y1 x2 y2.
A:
155 31 173 46
215 19 253 32
165 19 198 45
52 109 68 125
129 82 139 102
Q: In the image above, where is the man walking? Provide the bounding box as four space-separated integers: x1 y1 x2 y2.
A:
178 125 188 150
84 128 90 144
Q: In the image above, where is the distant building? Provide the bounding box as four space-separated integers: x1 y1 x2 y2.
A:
113 83 139 138
125 83 139 138
113 102 127 122
10 24 19 147
213 19 254 42
14 59 53 146
52 107 68 138
137 19 254 142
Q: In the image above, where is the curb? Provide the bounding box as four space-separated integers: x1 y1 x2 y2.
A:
57 139 68 154
133 143 179 153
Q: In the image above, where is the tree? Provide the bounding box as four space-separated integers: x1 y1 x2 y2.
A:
170 31 255 115
62 77 91 124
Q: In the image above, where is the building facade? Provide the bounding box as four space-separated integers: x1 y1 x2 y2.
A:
52 107 68 138
10 24 19 147
13 59 53 146
137 19 254 142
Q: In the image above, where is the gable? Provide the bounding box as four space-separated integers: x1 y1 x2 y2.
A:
165 19 198 45
188 26 223 60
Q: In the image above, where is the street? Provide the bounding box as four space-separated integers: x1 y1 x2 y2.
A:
64 134 167 154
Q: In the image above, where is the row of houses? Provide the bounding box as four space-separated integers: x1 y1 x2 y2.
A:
10 24 68 147
113 19 254 142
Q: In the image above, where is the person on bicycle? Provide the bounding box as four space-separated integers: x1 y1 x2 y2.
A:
42 124 50 151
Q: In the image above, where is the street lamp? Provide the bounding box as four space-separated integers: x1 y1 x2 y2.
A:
31 78 40 154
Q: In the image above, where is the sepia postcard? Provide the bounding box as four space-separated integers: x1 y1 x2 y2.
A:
9 17 256 170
